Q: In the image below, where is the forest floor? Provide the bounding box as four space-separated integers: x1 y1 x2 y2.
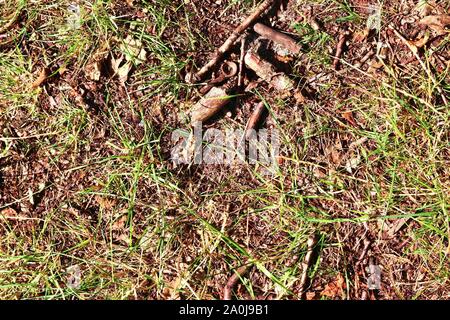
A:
0 0 449 299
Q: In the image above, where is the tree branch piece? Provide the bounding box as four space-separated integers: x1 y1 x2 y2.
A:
244 51 294 91
223 265 250 300
245 101 266 139
193 0 277 82
253 23 301 54
298 234 317 299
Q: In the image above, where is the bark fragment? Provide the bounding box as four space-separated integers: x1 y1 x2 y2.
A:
245 101 266 139
190 86 232 125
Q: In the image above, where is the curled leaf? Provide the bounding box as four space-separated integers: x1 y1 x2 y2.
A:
31 68 49 88
419 15 450 34
408 32 430 48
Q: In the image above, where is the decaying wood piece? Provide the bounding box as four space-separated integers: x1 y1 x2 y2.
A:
190 86 232 124
245 101 266 139
244 51 294 91
298 234 317 299
253 23 301 54
223 265 250 300
193 0 277 82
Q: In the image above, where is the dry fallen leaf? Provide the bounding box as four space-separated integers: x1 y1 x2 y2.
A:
330 148 342 165
112 215 127 230
414 0 437 18
409 32 430 48
110 55 132 84
31 68 49 88
85 61 102 81
161 277 182 300
117 61 133 84
305 291 318 300
94 195 117 210
342 111 358 127
320 273 346 298
353 28 369 43
120 35 147 65
419 15 450 34
345 154 361 173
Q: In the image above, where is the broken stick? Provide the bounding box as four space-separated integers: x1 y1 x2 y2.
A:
244 51 294 91
238 37 246 88
333 33 347 70
223 265 250 300
298 234 317 299
245 101 266 139
193 0 277 82
253 23 301 54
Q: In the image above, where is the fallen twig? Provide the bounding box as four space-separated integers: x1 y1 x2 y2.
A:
223 265 250 300
193 0 277 82
31 68 49 89
245 101 266 139
298 234 317 299
244 51 294 91
333 33 348 70
354 49 375 69
238 38 246 88
253 23 301 54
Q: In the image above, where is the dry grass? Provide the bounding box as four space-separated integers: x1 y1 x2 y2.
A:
0 0 449 299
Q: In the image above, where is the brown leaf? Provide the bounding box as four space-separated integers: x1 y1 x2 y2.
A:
112 215 127 230
330 148 342 165
31 68 49 88
342 111 358 127
110 55 133 84
320 273 346 298
85 61 102 81
0 207 18 218
95 195 117 210
419 15 450 34
414 0 437 18
409 32 430 48
353 28 369 42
